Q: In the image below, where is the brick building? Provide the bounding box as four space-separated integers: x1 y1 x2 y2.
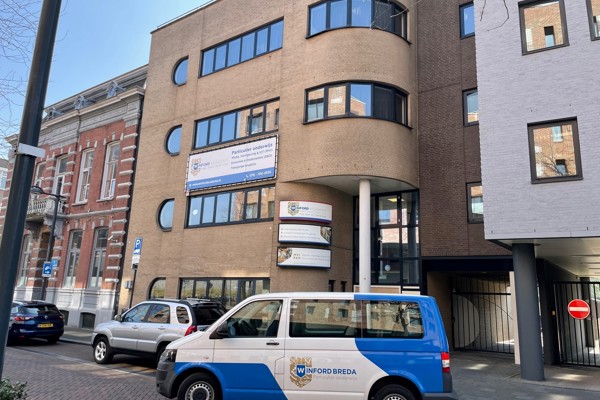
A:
1 66 146 327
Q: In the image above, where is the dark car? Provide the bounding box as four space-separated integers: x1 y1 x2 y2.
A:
8 300 65 344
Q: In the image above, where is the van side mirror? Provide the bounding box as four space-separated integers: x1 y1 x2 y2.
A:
209 321 229 339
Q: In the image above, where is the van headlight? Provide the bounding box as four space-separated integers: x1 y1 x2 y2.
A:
160 349 177 363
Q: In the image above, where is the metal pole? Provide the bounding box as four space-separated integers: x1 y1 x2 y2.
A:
40 180 62 301
0 0 61 379
359 179 371 293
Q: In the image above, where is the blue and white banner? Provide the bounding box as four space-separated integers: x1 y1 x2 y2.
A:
279 224 332 245
277 247 331 269
186 137 277 192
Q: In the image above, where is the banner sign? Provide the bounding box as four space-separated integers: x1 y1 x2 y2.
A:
279 201 332 223
186 137 277 192
278 224 332 245
277 247 331 268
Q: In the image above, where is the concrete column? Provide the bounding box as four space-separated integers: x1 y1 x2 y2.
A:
512 243 544 381
359 179 371 293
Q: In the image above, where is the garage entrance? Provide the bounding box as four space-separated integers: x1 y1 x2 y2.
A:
554 281 600 367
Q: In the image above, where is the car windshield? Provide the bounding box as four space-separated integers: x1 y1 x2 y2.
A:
22 305 59 315
192 306 225 325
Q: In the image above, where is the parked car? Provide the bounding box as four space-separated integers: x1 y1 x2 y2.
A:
91 298 226 365
7 300 65 344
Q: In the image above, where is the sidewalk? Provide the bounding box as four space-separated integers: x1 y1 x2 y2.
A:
61 327 600 398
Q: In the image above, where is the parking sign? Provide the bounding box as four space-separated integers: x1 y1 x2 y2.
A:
132 237 143 265
42 261 52 278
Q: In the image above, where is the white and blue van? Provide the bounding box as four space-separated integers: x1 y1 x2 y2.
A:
156 292 457 400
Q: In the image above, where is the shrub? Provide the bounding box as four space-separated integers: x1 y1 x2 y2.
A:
0 379 27 400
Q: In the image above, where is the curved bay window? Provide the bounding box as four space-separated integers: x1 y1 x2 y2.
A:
179 278 270 309
308 0 408 39
306 82 408 126
353 190 420 288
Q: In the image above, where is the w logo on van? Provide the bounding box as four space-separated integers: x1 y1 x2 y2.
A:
290 356 313 388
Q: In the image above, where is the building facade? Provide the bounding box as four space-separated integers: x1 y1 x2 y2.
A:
1 66 147 328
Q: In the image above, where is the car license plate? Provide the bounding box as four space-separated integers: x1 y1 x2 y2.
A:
38 323 53 328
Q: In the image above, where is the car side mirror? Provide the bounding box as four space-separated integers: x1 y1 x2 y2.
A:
114 314 122 322
209 321 229 340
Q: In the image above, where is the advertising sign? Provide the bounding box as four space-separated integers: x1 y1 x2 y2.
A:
186 137 277 192
278 224 332 245
279 201 332 223
277 247 331 269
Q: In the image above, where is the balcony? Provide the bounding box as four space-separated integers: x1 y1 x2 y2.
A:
26 197 65 225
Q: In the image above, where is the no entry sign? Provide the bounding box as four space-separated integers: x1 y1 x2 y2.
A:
567 299 590 320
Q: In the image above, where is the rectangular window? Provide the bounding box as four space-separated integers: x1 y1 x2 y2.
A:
551 125 563 142
327 85 346 117
586 0 600 39
255 27 269 56
269 20 284 51
467 183 484 223
290 299 360 337
0 169 7 190
310 3 327 35
16 235 31 287
463 89 479 125
350 84 372 116
214 44 227 71
331 0 348 29
307 88 325 121
101 142 120 199
88 228 108 288
250 106 264 134
64 230 83 288
54 155 68 195
460 2 475 38
227 38 241 67
528 119 582 182
195 120 209 148
520 0 568 53
202 49 215 75
363 300 423 338
76 149 94 203
241 32 256 62
265 100 280 132
351 0 372 27
187 186 275 227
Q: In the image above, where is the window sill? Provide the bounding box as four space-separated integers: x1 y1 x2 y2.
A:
522 43 569 56
72 201 88 206
531 175 583 184
97 197 114 203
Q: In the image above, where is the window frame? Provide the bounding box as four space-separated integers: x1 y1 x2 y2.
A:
460 2 475 38
527 118 583 184
466 182 484 224
88 227 108 289
463 88 479 126
165 125 182 156
200 19 284 77
586 0 600 40
304 81 409 126
53 155 68 196
172 56 189 86
16 235 31 287
157 199 175 231
148 278 166 299
100 142 120 200
518 0 569 55
64 230 83 288
76 149 94 203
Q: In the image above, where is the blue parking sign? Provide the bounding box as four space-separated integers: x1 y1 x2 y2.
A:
133 237 143 255
42 261 52 278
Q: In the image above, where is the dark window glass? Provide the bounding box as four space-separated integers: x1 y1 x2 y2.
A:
269 20 284 50
351 0 371 27
195 120 209 148
202 49 215 75
166 126 181 155
228 38 241 66
350 84 371 116
173 58 188 85
460 3 475 38
310 3 327 35
467 183 484 223
209 118 222 144
374 86 393 120
363 301 423 338
215 44 228 71
331 0 348 28
222 113 237 142
202 196 216 224
147 304 170 323
256 27 269 56
158 199 174 230
241 32 256 62
374 1 392 31
395 92 407 124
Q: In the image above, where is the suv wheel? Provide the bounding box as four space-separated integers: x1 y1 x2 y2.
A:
93 337 114 364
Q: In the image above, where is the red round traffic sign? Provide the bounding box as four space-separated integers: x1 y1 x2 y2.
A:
567 299 590 319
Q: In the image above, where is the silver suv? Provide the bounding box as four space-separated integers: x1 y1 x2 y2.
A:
91 298 225 364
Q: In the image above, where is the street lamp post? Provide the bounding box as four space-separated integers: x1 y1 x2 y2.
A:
31 181 64 301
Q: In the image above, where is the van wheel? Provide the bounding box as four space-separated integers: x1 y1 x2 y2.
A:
177 373 219 400
93 337 114 364
374 384 416 400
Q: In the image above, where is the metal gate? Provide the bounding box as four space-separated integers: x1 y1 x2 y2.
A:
451 275 514 353
554 282 600 367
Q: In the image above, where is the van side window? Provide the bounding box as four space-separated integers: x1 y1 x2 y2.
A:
225 300 282 337
363 301 423 338
290 299 360 337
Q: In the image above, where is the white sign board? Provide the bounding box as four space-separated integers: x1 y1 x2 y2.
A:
278 224 332 245
279 201 332 223
186 137 277 192
277 247 331 269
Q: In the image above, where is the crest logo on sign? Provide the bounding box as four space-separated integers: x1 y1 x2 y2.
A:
290 356 312 388
288 201 300 216
190 160 201 177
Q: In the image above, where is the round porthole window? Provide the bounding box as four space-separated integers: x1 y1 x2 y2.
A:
166 126 182 155
172 57 188 86
158 199 175 231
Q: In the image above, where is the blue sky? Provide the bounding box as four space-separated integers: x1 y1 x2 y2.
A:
1 0 211 157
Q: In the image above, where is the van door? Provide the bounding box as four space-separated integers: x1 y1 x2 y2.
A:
283 298 368 399
212 299 285 399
